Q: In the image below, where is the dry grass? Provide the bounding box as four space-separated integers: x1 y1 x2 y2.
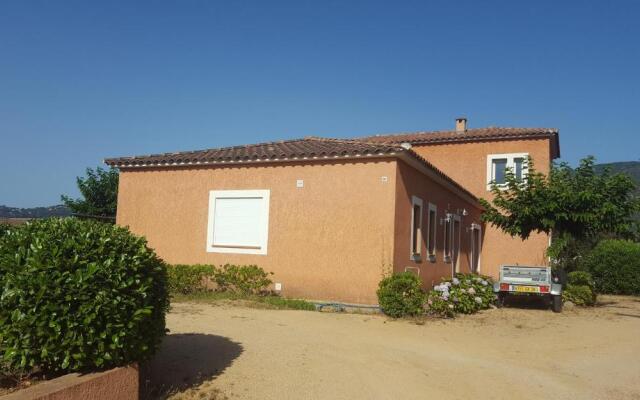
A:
171 292 316 311
0 218 30 226
165 382 228 400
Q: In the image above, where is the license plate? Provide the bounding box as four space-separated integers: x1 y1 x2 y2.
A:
514 285 539 293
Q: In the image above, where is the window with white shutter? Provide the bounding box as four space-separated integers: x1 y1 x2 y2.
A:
206 190 270 255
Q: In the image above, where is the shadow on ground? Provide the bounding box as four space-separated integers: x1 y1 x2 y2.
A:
502 295 551 310
140 333 243 399
615 312 640 319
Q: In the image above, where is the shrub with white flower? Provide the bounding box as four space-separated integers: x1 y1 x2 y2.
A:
426 273 495 317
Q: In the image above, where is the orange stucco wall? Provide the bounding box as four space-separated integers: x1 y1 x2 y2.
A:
117 160 398 304
411 138 553 278
393 160 483 288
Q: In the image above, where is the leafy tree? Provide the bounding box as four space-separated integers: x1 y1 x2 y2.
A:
61 167 119 217
480 156 639 270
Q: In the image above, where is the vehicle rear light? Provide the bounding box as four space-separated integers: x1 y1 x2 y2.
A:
500 283 510 291
539 285 549 293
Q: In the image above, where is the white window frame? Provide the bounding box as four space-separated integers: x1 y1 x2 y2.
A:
426 203 437 262
206 190 270 255
410 196 423 261
470 223 482 273
486 153 529 190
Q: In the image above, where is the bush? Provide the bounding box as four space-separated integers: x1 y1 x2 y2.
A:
167 264 216 294
567 271 595 290
581 239 640 295
214 264 273 295
377 272 425 318
563 284 596 306
563 271 597 306
0 218 169 374
0 223 12 238
426 274 494 318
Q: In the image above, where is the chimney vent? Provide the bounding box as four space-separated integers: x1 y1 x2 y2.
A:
455 117 467 132
400 142 412 150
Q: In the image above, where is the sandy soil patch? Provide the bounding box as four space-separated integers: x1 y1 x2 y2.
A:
144 295 640 400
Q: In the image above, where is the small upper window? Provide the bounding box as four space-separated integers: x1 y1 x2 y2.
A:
514 157 525 180
487 153 529 189
491 158 508 185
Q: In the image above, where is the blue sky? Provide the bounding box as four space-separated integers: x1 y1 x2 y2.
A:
1 1 639 207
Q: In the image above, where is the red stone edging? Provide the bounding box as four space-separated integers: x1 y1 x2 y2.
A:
2 364 138 400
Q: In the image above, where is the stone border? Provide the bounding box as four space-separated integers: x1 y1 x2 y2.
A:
2 364 138 400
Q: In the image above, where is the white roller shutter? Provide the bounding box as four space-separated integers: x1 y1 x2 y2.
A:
206 190 270 255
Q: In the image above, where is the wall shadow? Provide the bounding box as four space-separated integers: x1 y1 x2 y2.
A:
140 333 243 399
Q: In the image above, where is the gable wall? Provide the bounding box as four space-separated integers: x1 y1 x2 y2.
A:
410 138 553 277
393 160 484 288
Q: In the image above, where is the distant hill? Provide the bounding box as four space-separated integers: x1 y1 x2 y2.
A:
0 204 71 218
594 161 640 195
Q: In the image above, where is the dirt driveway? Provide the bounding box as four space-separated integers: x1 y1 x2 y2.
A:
145 296 640 400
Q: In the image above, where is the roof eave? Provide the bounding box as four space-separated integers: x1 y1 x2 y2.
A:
104 151 401 169
393 130 562 160
105 149 478 206
396 152 479 206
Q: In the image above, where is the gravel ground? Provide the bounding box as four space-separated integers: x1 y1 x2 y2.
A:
144 295 640 400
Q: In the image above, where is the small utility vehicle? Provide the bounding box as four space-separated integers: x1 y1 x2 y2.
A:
493 265 563 312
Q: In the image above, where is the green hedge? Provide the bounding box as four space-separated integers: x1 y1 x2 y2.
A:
166 264 216 294
0 218 169 374
377 272 425 318
214 264 273 295
582 239 640 295
167 264 273 296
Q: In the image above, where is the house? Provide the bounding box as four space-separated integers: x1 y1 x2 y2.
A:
360 118 560 280
105 118 560 305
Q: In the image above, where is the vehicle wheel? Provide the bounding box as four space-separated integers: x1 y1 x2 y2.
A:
496 293 506 308
551 295 563 313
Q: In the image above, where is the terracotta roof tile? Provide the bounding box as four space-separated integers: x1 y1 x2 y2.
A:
104 136 478 202
104 137 404 167
357 126 557 143
356 127 560 158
